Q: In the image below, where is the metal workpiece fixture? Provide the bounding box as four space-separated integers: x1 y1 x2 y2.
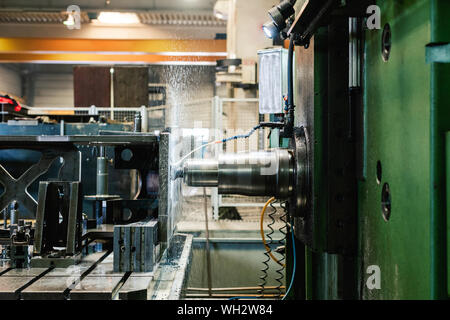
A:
96 156 109 196
183 148 295 199
86 145 120 201
113 219 159 273
9 200 18 227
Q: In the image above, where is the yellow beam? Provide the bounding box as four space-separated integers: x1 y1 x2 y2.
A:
0 38 227 55
0 53 224 64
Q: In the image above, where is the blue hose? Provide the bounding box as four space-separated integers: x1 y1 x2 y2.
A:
221 124 262 143
282 227 296 300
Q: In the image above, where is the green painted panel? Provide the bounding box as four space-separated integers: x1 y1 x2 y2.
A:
309 25 342 300
446 132 450 296
358 0 432 299
431 0 450 43
430 61 450 299
312 27 329 254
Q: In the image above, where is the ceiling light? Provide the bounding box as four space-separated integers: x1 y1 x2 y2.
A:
63 14 75 26
262 0 296 39
96 12 140 25
214 12 225 20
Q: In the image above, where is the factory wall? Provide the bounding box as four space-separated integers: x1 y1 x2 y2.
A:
149 65 216 129
21 64 216 112
0 65 21 98
31 73 74 108
149 66 260 151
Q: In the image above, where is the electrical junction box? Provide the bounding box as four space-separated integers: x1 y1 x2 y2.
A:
258 47 294 114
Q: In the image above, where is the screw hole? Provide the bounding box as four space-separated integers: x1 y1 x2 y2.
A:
376 161 382 184
122 208 133 222
381 23 391 62
121 149 133 162
381 183 391 221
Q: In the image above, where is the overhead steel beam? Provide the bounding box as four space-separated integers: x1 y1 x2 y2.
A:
0 38 226 64
0 0 215 12
0 53 225 65
0 38 226 54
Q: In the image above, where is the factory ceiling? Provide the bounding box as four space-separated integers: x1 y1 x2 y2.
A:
0 0 226 64
0 0 217 11
0 0 225 27
0 11 225 27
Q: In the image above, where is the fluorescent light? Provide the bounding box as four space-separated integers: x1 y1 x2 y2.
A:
97 12 140 25
214 12 225 20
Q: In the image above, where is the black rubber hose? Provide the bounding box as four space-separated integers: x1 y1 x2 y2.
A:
282 34 295 138
287 35 295 109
